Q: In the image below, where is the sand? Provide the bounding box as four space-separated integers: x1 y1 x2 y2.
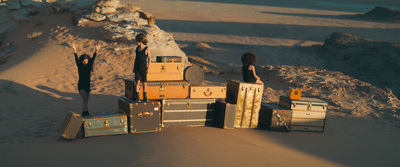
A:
0 0 400 166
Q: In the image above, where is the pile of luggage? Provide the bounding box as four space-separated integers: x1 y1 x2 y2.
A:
259 89 328 132
59 57 329 140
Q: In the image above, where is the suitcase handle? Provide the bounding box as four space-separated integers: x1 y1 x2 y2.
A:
204 89 213 97
138 112 154 117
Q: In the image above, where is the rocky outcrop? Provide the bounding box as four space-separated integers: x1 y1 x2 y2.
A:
91 0 120 14
6 0 21 10
0 12 18 36
73 0 154 25
356 6 400 23
321 32 400 98
100 23 187 62
71 14 91 26
85 12 107 21
21 0 43 7
75 0 186 64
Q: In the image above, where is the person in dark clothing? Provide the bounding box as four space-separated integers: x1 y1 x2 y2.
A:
71 42 102 116
241 52 264 85
133 33 151 102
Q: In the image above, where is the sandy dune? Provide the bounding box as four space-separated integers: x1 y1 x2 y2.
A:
0 0 400 166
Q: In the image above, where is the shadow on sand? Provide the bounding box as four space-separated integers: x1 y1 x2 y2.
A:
0 80 399 166
155 19 400 43
174 0 400 12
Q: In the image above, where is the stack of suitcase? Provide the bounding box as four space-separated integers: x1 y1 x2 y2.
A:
279 96 328 132
257 88 329 133
59 56 329 140
121 56 229 129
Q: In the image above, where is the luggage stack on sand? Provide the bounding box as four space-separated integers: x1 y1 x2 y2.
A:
278 89 328 132
122 55 228 130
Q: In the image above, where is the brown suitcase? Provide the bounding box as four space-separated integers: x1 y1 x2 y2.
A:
118 97 161 133
156 56 182 63
161 99 216 127
258 103 292 132
190 85 226 99
226 80 264 128
184 66 204 85
125 79 189 100
82 113 128 137
147 62 183 81
215 100 236 129
58 111 84 140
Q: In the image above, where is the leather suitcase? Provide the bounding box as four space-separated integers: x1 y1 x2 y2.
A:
184 66 204 85
215 100 236 129
190 85 226 99
279 96 328 112
161 99 216 127
125 79 189 100
288 88 302 100
58 111 83 140
226 80 264 128
258 103 292 132
156 56 182 63
118 97 161 133
82 113 128 137
147 62 183 81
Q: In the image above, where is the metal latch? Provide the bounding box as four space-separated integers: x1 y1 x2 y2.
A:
159 84 165 91
103 120 109 128
186 103 192 109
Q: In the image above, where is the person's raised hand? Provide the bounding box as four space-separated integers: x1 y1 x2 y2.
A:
95 43 102 53
71 42 77 53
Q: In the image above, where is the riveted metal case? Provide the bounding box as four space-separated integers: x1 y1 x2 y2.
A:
118 97 161 133
161 99 216 127
58 111 83 140
258 103 292 132
82 113 128 137
226 80 264 128
279 96 327 132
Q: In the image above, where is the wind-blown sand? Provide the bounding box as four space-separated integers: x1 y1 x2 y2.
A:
0 0 400 166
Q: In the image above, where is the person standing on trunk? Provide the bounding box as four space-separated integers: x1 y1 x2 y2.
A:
133 33 151 102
